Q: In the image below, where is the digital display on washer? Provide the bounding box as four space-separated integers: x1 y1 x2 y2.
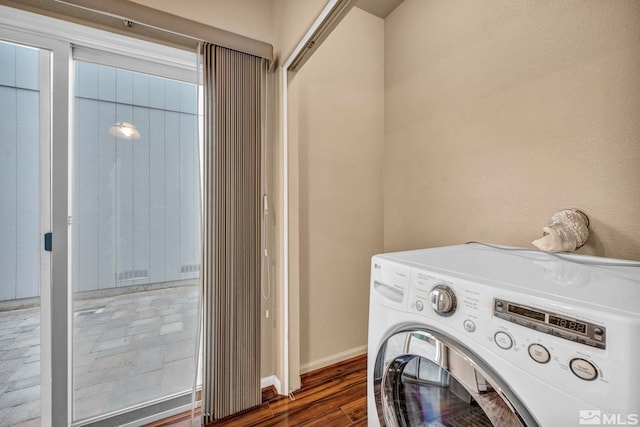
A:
549 315 587 335
494 298 606 349
507 304 545 322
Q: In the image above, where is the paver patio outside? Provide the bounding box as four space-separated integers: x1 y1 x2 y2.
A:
0 283 199 426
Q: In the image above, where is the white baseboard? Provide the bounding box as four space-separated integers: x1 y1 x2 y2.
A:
261 375 282 394
300 344 368 374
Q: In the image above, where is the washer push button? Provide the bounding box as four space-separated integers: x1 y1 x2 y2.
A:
463 319 476 333
528 343 550 364
570 358 598 381
494 331 513 350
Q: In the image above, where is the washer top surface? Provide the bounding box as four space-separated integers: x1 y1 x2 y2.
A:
376 243 640 315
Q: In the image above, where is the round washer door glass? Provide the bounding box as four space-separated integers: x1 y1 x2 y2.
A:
374 330 535 427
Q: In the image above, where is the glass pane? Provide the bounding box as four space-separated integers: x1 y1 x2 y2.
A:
0 40 42 426
71 61 200 422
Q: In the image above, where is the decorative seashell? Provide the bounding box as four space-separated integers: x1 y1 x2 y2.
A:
532 209 589 252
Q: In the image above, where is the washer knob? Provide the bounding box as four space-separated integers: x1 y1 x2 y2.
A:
429 285 457 316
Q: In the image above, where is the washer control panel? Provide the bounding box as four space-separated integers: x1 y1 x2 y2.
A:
494 299 606 349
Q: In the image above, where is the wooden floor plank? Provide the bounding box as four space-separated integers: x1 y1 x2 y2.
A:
206 403 274 426
252 380 367 427
148 354 368 427
261 385 280 403
268 370 366 415
300 354 367 389
299 409 354 427
145 409 202 427
340 395 367 422
346 418 368 427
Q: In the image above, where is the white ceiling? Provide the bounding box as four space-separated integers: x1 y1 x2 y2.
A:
356 0 404 19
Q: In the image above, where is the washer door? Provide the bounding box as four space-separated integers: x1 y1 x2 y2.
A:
374 330 538 427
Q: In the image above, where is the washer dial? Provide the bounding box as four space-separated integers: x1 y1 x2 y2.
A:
429 285 457 316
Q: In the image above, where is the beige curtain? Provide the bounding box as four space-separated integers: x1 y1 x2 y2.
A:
201 43 266 422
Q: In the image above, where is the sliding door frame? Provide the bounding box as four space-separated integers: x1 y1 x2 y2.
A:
0 23 71 426
38 43 54 427
51 36 72 427
281 0 357 395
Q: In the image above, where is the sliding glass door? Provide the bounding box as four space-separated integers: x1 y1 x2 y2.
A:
0 39 51 427
71 59 201 423
1 6 201 425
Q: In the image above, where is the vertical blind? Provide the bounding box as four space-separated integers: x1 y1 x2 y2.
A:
201 43 266 422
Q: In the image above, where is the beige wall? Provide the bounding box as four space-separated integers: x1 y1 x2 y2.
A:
274 0 329 61
384 0 640 260
128 0 275 44
291 7 384 371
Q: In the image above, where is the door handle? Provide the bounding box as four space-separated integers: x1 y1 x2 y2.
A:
44 232 52 252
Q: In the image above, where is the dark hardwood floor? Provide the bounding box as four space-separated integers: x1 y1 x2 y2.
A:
146 354 368 427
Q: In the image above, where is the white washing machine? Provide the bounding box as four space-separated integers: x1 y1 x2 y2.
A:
367 244 640 427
